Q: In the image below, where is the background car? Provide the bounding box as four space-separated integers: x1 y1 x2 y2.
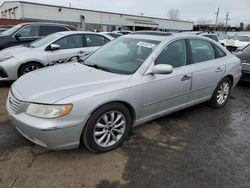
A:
112 30 132 35
100 32 122 38
223 35 250 52
235 44 250 81
0 22 76 50
0 31 113 80
6 32 241 152
181 31 220 42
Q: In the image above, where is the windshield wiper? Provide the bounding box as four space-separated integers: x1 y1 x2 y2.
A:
84 63 113 73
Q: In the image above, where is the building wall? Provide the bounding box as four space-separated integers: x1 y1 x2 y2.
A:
0 1 194 31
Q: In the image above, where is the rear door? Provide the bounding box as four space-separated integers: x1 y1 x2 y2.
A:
187 39 226 103
47 34 85 65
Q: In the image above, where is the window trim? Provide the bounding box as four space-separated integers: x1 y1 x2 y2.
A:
211 44 227 59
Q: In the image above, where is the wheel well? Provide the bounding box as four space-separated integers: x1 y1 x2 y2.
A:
91 101 136 124
18 61 44 77
224 75 234 85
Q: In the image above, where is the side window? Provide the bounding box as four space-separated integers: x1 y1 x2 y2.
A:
16 25 39 37
40 26 68 36
85 34 109 47
190 39 215 63
214 45 226 58
155 40 187 68
53 35 83 50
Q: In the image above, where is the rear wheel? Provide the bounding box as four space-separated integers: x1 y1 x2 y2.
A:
18 62 43 77
209 78 232 108
82 103 132 152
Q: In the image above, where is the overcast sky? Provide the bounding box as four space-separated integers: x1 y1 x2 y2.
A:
1 0 249 26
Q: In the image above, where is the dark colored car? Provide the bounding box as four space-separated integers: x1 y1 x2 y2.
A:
0 23 76 50
235 44 250 81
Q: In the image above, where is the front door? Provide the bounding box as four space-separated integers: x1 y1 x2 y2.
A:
47 34 86 65
141 39 192 119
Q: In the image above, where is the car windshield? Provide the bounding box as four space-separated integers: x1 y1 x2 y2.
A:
28 33 64 48
84 37 160 75
1 24 22 35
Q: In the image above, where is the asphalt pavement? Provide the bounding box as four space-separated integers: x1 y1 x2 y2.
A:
0 81 249 188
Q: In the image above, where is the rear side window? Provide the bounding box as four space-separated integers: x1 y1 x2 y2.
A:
53 34 83 49
214 45 226 58
155 39 187 68
189 39 215 64
85 34 109 47
40 26 68 36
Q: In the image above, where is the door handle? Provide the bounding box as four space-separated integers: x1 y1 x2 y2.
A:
181 75 192 81
215 68 223 73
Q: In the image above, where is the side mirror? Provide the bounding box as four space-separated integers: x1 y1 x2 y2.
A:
50 44 60 51
14 33 21 40
146 64 174 75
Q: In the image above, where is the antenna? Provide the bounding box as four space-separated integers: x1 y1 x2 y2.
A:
225 12 230 32
215 8 220 25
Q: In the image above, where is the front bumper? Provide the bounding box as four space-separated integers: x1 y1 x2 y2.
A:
6 92 86 150
0 57 20 81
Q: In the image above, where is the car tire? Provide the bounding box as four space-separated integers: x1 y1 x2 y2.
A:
209 77 232 108
18 62 43 77
82 103 132 153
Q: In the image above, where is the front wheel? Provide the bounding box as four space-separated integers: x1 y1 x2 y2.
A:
209 78 232 108
82 103 132 152
18 62 43 77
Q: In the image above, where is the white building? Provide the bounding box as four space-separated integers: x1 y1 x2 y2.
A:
0 1 194 31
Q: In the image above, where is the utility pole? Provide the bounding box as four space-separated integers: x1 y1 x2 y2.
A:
215 8 220 25
225 12 230 33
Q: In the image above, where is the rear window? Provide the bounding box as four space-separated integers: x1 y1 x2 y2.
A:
39 26 69 36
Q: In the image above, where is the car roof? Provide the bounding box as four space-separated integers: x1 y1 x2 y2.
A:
16 22 73 27
121 32 222 46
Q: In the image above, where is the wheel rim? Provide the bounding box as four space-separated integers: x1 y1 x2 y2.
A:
93 111 126 148
23 65 40 75
216 82 230 105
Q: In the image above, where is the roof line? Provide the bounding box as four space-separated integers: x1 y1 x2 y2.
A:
0 1 194 24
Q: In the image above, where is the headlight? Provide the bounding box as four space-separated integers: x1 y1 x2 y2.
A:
26 103 73 119
0 56 14 62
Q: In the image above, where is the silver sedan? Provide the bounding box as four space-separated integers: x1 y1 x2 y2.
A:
6 32 242 152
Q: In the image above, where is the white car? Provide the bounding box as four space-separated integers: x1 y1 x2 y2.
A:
223 35 250 52
0 31 113 81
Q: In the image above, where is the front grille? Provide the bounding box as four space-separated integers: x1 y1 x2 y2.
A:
0 67 8 78
8 91 22 113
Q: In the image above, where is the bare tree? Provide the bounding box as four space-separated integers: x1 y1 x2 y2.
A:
168 9 180 20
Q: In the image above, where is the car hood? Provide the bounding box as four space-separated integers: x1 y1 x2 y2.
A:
0 45 32 58
12 63 131 104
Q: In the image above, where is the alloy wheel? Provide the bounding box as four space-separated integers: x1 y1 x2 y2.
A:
93 111 126 148
216 82 230 105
